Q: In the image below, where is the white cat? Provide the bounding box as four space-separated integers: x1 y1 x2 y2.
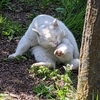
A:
8 14 79 70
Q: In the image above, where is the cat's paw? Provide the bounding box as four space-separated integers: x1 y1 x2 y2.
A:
54 50 64 57
31 62 55 69
69 59 79 70
67 64 74 70
66 59 79 70
8 53 18 59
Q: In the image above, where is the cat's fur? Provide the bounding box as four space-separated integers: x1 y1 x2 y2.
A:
8 14 79 69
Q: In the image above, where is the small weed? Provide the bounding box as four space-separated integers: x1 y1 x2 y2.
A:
30 65 60 80
96 94 99 100
33 83 55 99
14 55 27 61
92 91 99 100
3 58 10 61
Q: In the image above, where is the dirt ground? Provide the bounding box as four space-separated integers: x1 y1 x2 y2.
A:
0 35 45 99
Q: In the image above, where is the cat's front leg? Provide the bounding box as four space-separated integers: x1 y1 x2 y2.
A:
54 44 73 62
54 38 79 70
54 38 74 58
54 41 74 62
54 46 79 70
8 36 31 59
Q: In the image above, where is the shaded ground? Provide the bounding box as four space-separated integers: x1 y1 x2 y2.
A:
0 36 36 99
0 1 78 100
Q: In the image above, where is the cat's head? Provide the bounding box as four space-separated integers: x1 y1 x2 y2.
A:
32 19 65 48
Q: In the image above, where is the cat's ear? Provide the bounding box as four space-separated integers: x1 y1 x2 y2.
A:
53 18 58 26
32 28 41 36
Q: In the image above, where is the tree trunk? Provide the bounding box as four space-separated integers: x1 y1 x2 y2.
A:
76 0 100 100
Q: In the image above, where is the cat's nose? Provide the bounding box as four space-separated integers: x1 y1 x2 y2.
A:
55 42 59 46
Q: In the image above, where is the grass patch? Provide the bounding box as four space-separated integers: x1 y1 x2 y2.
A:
30 66 76 99
0 15 24 40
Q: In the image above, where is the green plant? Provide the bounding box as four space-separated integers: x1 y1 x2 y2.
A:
30 65 76 99
33 83 55 99
55 0 86 48
55 66 76 100
0 15 24 40
30 65 60 80
14 55 27 61
92 91 99 100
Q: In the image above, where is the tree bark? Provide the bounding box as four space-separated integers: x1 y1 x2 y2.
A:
76 0 100 100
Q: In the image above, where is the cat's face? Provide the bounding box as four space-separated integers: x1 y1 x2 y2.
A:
33 19 65 48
